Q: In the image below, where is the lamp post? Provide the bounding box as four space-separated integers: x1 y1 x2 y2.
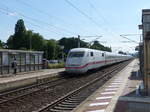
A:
60 46 64 62
78 35 80 48
66 35 103 48
30 30 34 50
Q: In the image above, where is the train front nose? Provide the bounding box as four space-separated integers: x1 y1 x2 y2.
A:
65 51 86 74
65 58 85 74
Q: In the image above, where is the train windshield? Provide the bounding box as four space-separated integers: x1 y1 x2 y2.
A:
68 52 84 58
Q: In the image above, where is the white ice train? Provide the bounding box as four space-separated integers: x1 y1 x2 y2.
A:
65 48 132 74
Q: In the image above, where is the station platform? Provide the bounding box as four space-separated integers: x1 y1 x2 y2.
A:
0 68 65 92
73 59 143 112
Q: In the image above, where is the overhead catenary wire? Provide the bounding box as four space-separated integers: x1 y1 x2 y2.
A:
87 0 123 40
0 0 139 49
120 35 139 44
87 0 112 31
87 0 140 44
14 0 81 35
0 2 76 36
0 7 65 37
87 0 118 41
15 0 73 26
64 0 129 44
14 0 103 38
16 0 136 45
64 0 106 32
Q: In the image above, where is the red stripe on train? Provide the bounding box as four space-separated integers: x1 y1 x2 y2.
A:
65 60 115 69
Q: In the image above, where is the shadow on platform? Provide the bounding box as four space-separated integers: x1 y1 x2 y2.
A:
114 70 150 112
128 71 142 80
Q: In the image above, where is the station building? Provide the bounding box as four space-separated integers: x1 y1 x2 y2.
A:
0 49 44 75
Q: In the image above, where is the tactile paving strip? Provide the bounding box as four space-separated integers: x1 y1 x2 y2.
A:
84 78 124 112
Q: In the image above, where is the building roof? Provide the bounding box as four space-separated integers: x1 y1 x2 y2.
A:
0 49 44 54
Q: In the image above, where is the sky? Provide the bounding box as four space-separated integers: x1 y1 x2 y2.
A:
0 0 149 53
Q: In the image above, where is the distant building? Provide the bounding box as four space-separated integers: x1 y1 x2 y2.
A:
0 49 43 75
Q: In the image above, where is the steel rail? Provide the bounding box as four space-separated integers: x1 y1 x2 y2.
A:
0 76 67 105
36 61 129 112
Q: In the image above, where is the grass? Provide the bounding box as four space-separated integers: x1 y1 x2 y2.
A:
48 63 65 69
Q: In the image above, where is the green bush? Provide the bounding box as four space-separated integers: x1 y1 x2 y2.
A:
48 63 65 69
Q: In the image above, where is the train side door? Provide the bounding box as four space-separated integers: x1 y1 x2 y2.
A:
102 52 105 65
103 52 106 65
90 52 94 61
90 52 95 68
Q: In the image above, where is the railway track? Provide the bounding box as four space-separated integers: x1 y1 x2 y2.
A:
0 75 67 105
0 60 131 112
36 61 129 112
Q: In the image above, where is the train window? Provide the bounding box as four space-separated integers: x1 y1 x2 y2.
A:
90 52 93 57
102 53 104 57
68 52 84 57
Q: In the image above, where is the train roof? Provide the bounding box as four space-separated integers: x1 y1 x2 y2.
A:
69 48 131 57
70 48 105 53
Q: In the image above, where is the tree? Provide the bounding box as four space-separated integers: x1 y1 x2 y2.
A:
31 33 44 51
6 19 112 61
43 39 59 60
15 19 26 34
14 19 26 49
7 19 45 51
0 40 3 48
90 41 111 52
59 37 88 54
118 51 127 55
24 30 32 49
7 35 14 49
7 19 26 49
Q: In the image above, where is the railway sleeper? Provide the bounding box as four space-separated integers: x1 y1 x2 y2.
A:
58 103 77 108
70 96 86 99
61 101 79 105
64 100 81 103
1 95 16 100
67 98 83 101
54 106 74 110
0 97 9 101
50 108 70 112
